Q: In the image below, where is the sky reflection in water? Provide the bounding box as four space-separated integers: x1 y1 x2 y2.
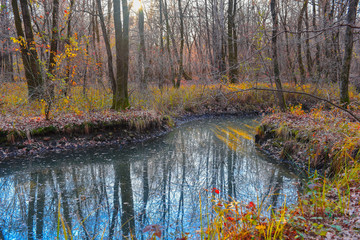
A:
0 116 302 239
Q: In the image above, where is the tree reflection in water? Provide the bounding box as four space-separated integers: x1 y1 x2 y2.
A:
0 116 302 239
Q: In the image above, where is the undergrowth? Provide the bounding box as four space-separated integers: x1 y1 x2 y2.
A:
0 81 350 118
196 161 360 240
257 104 360 175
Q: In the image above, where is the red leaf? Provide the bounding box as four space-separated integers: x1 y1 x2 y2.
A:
212 187 220 194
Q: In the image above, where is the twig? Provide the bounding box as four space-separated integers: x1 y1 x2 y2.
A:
226 87 360 123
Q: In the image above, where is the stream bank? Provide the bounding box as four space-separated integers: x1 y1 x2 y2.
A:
0 109 261 161
254 106 360 239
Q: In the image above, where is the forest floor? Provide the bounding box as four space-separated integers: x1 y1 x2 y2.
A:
1 82 360 239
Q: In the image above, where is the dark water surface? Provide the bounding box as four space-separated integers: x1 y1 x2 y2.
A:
0 116 302 239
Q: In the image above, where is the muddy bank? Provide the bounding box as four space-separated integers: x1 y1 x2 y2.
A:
0 110 171 160
0 109 262 161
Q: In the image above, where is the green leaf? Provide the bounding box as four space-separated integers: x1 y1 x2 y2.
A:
331 225 342 232
319 230 327 236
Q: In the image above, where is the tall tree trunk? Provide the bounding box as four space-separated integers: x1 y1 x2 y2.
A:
313 0 321 78
163 0 176 86
19 0 44 99
270 0 286 111
1 2 14 82
232 0 238 80
204 0 213 68
138 6 148 88
175 0 191 89
228 0 238 83
64 0 74 96
12 0 43 100
113 0 130 110
282 3 297 85
47 0 60 101
218 1 227 80
175 0 184 88
96 0 116 97
158 0 165 89
339 0 359 105
91 2 102 84
297 0 308 84
305 4 312 78
322 0 331 79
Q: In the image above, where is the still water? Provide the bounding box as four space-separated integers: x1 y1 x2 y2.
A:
0 116 302 240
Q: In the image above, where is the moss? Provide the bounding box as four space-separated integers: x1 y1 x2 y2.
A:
0 130 7 143
81 122 95 134
4 129 25 144
31 126 57 136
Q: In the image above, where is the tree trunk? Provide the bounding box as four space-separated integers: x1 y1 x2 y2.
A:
297 0 308 84
305 4 312 78
12 0 43 100
113 0 130 110
322 0 331 79
163 0 176 86
96 0 116 95
282 3 297 85
47 0 60 100
339 0 359 105
1 2 14 82
158 0 165 89
175 0 191 89
228 0 238 83
270 0 286 111
64 0 74 96
138 6 148 88
313 0 321 78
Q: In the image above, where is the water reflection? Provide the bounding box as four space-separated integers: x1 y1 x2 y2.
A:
0 116 302 239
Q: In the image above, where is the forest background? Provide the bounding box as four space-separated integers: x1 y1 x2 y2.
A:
0 0 359 116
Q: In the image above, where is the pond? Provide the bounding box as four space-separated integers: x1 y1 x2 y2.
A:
0 116 302 240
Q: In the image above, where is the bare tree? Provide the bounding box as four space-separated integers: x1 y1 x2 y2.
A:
339 0 359 105
228 0 238 83
297 0 308 84
270 0 286 111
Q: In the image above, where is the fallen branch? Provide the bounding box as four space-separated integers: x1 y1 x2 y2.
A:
226 87 360 123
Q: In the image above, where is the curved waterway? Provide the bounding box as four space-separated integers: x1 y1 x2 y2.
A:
0 116 302 239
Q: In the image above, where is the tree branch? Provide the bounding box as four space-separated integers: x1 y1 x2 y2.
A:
226 87 360 122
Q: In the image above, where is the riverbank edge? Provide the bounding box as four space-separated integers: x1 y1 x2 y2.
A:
0 109 261 161
253 112 360 239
